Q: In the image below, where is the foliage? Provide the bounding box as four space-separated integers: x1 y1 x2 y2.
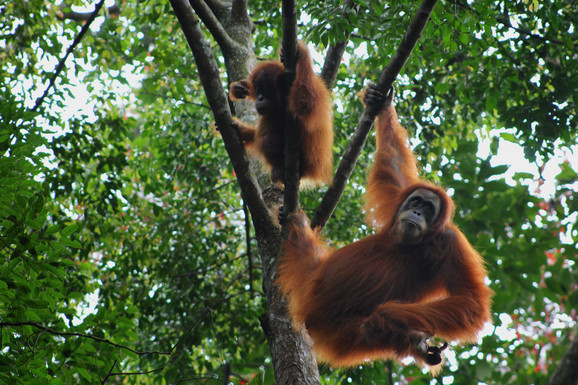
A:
0 78 93 383
0 0 576 384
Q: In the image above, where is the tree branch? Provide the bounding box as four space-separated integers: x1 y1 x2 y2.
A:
321 41 347 90
281 0 300 220
375 0 437 90
311 0 439 230
320 0 356 89
33 0 106 112
169 0 275 236
0 321 169 356
189 0 235 54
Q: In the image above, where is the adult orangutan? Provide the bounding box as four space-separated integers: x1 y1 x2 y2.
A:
277 85 493 372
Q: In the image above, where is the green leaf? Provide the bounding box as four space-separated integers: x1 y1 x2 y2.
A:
24 310 43 323
60 223 79 237
59 237 81 248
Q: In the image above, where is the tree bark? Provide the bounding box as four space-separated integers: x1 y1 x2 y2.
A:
281 0 301 220
260 287 321 385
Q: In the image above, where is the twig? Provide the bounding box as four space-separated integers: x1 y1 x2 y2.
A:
103 307 214 381
0 321 169 356
100 359 118 384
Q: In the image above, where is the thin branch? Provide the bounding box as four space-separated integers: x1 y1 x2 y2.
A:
3 306 213 383
33 0 106 112
320 0 356 89
311 0 439 230
189 0 235 54
0 321 169 356
169 0 275 235
100 359 118 384
374 0 438 94
243 202 254 298
173 254 245 279
168 307 213 355
281 0 300 220
108 369 215 380
387 360 394 385
103 307 214 381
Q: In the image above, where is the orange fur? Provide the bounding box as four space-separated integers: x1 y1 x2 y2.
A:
229 43 333 185
277 98 493 371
